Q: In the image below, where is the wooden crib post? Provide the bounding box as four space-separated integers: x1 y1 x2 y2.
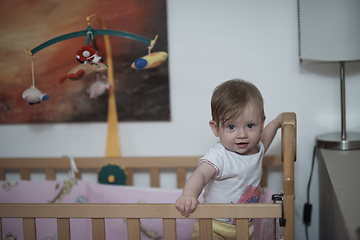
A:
260 166 268 188
127 218 141 240
45 168 56 180
0 168 4 181
150 167 160 187
126 168 134 185
176 167 187 189
92 218 106 240
20 169 30 180
235 219 249 240
281 112 296 240
163 218 177 240
23 218 36 240
57 218 70 240
0 218 3 240
75 169 82 180
199 219 212 240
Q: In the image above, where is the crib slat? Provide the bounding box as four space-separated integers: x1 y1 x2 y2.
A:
0 218 3 240
57 218 70 240
127 218 141 240
284 194 295 240
92 218 106 240
126 168 134 185
23 218 36 240
150 167 160 187
235 219 249 240
163 218 177 240
75 169 82 180
45 168 56 180
260 166 268 187
20 169 30 180
0 168 4 180
199 218 212 240
176 167 186 189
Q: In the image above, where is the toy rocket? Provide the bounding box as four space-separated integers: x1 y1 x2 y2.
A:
131 51 168 69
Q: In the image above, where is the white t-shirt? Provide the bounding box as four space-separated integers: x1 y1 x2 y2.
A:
199 141 264 223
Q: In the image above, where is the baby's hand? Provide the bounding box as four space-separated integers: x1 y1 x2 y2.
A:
175 195 199 217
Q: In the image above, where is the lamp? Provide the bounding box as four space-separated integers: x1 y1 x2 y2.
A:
298 0 360 150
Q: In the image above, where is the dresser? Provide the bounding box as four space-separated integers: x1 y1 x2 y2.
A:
317 149 360 240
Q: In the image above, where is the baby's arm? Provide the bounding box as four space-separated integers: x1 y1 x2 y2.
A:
175 162 216 217
261 113 283 152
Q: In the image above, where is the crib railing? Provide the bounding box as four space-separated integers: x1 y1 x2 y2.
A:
0 203 281 240
0 156 200 188
0 155 282 188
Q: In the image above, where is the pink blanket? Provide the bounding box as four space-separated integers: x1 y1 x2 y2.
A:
1 180 280 240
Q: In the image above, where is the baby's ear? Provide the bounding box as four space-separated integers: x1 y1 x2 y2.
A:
209 120 219 137
261 115 266 132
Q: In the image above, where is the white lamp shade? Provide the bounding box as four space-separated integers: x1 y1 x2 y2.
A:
298 0 360 61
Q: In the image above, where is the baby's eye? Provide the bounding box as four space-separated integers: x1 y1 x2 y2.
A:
227 125 235 130
247 123 255 128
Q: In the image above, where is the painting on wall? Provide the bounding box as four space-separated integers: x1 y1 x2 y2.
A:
0 0 169 124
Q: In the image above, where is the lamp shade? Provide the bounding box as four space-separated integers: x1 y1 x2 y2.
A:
298 0 360 61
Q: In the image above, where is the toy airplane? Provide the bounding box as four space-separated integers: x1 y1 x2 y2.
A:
131 35 167 69
131 51 168 69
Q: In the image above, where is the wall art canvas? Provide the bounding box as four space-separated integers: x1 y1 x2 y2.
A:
0 0 169 123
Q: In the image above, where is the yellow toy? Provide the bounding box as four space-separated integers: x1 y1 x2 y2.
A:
131 35 168 69
131 51 168 69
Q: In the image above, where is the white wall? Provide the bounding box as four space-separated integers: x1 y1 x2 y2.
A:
1 1 360 240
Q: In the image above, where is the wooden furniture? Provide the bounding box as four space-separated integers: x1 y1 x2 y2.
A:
0 112 296 240
317 148 360 240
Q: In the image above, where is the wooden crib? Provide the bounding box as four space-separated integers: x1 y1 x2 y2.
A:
0 112 296 240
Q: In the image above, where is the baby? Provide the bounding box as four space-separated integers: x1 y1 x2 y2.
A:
175 79 282 239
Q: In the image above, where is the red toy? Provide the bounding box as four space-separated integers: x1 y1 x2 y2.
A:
76 45 102 64
58 46 107 84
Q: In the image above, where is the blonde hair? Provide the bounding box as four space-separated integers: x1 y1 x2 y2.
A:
211 79 264 126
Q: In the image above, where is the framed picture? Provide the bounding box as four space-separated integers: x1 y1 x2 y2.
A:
0 0 169 123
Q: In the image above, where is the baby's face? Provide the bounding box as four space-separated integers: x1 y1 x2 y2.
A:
213 105 264 155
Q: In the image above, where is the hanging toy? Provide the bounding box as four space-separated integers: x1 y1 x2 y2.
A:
58 46 108 84
58 62 108 84
131 35 168 69
22 58 49 105
76 45 102 64
131 51 168 69
87 75 112 99
23 86 50 105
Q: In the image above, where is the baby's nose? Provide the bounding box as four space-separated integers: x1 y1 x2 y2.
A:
237 129 247 138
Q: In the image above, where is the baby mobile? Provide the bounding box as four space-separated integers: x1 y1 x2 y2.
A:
22 14 168 105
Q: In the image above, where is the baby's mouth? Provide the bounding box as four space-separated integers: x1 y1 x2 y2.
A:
236 142 248 148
